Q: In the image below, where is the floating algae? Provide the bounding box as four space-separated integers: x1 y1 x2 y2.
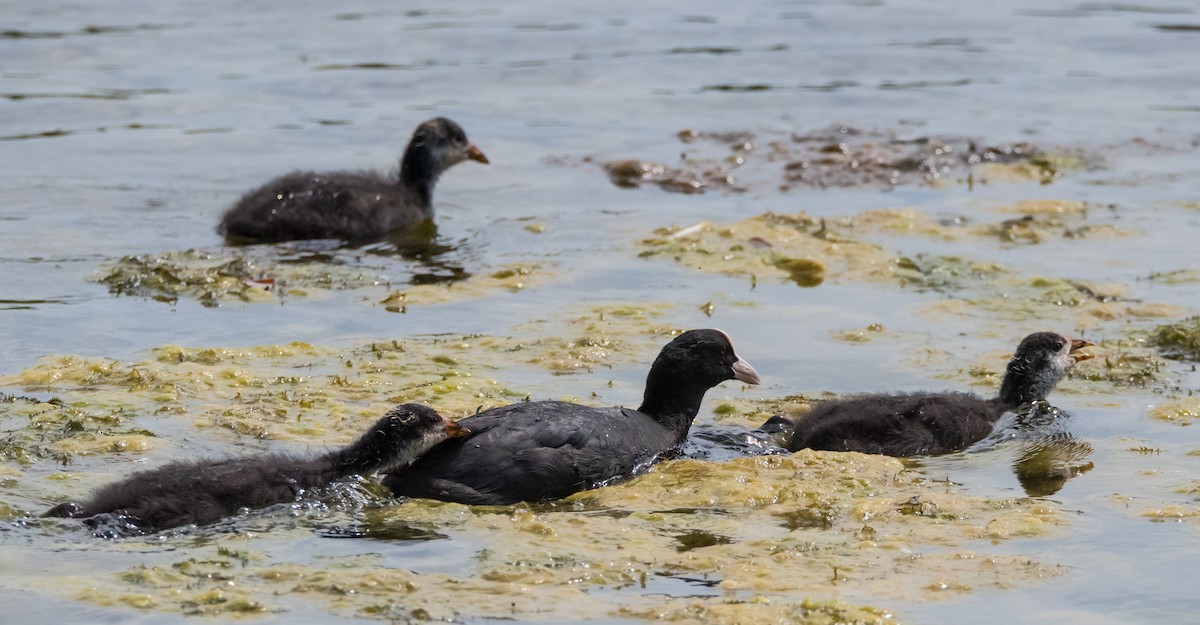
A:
832 322 889 343
95 249 549 309
994 199 1088 216
1110 467 1200 530
32 452 1069 622
1149 316 1200 361
1140 504 1200 522
703 394 834 430
1148 398 1200 427
1145 269 1200 285
0 393 164 465
378 263 547 312
96 249 280 306
984 200 1133 244
639 212 897 287
918 280 1181 332
617 597 897 625
641 207 1125 291
424 302 677 375
1067 343 1168 390
917 334 1172 397
893 254 1008 292
640 206 1176 343
0 302 681 470
93 248 416 306
0 299 1082 623
840 202 1132 244
772 255 826 287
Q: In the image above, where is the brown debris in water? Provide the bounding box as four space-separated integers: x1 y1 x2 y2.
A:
597 125 1095 194
781 126 1064 190
603 159 717 194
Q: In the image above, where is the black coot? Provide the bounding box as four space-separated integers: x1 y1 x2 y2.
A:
383 329 761 505
217 117 488 244
773 332 1092 456
44 404 468 534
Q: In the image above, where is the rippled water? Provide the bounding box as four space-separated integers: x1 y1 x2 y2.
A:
3 1 1200 623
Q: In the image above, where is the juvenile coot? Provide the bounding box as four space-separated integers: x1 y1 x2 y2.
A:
217 117 488 244
383 329 761 505
773 332 1092 457
44 404 468 534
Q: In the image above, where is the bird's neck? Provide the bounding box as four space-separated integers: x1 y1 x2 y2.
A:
398 149 439 210
637 374 707 442
327 433 414 477
996 369 1056 410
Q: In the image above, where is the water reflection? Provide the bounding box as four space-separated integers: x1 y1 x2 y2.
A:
364 224 473 285
672 529 733 552
774 507 833 531
1011 437 1094 497
321 521 446 542
912 401 1097 497
988 402 1094 496
732 401 1094 497
645 574 723 598
679 424 788 462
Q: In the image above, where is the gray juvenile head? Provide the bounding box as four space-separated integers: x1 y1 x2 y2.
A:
998 332 1093 407
400 117 488 187
348 403 470 474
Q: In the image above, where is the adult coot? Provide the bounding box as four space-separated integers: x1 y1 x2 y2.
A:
44 404 468 534
383 329 761 505
772 332 1092 457
217 117 488 244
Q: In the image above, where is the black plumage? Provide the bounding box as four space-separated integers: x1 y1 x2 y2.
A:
384 329 761 505
44 404 467 534
217 117 488 244
775 332 1092 457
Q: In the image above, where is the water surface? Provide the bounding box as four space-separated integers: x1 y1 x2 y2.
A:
2 1 1199 623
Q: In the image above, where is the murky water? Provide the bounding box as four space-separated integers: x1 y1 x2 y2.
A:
2 1 1200 623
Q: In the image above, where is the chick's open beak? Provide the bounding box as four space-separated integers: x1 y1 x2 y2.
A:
466 144 489 164
1069 338 1095 363
443 419 471 438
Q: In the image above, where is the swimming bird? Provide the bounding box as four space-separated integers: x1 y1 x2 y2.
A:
383 329 761 505
771 332 1092 457
218 117 488 244
44 404 468 534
